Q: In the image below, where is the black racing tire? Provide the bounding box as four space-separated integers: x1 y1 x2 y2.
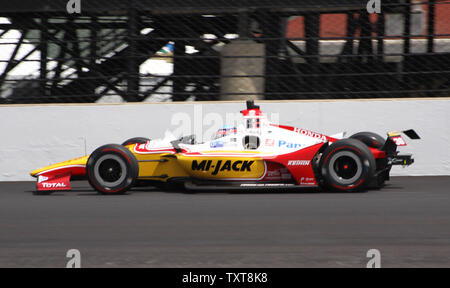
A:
87 144 139 195
350 132 385 149
122 137 150 146
319 139 376 192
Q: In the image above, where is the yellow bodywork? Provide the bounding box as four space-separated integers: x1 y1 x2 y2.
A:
176 155 265 180
134 151 265 181
30 144 265 181
134 152 188 181
30 156 89 176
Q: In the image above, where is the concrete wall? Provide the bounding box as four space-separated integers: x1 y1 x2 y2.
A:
1 99 448 181
220 40 265 101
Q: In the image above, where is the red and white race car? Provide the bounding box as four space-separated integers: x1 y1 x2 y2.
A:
30 101 420 194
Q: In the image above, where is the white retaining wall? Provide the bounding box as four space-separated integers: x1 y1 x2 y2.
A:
0 99 448 181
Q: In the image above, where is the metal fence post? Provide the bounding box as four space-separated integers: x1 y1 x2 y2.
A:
40 17 48 98
127 1 140 102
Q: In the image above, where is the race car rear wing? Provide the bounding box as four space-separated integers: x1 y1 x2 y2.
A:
400 129 421 140
383 129 420 166
388 129 420 142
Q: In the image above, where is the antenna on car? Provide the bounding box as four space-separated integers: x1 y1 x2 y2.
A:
246 100 260 110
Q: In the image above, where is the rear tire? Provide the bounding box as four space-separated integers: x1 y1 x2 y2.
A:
319 139 375 192
350 132 385 149
87 144 139 195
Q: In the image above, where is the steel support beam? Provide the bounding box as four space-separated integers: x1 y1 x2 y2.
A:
261 13 282 99
172 40 186 101
30 19 129 100
0 30 26 88
127 3 140 102
50 30 69 92
358 10 373 62
340 12 356 62
427 0 435 53
403 0 411 55
376 12 385 61
89 16 98 100
40 17 48 97
304 12 319 66
238 9 250 39
304 12 320 98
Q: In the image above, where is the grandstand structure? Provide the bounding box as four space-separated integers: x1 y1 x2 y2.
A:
0 0 448 103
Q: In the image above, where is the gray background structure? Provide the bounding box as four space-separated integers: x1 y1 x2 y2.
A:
0 0 448 103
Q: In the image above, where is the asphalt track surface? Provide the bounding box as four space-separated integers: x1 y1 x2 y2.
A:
0 176 449 268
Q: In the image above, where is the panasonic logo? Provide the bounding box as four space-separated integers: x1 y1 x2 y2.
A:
278 140 302 149
288 160 310 166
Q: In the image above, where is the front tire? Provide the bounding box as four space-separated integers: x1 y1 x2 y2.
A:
87 144 139 195
319 139 375 192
